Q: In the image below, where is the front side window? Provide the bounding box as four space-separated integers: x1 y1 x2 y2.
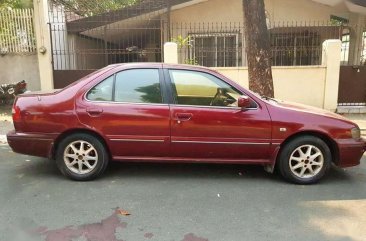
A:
115 69 162 104
169 69 242 107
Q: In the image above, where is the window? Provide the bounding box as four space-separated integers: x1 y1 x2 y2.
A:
86 76 113 101
270 32 321 66
169 70 242 107
190 33 241 67
341 31 350 64
114 69 162 104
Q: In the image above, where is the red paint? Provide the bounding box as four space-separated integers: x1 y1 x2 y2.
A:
7 63 365 169
34 209 127 241
144 232 154 239
182 233 209 241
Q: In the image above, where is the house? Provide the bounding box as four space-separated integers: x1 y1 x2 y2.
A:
47 0 365 108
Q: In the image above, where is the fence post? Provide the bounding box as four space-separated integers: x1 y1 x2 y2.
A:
164 42 178 64
33 0 54 90
322 39 341 112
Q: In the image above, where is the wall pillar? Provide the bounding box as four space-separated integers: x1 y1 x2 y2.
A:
164 42 178 64
322 39 341 112
33 0 54 90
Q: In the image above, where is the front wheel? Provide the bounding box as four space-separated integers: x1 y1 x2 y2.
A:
56 133 109 181
277 136 331 184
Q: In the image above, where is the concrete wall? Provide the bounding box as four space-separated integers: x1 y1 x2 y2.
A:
213 66 326 108
0 54 41 91
170 0 343 24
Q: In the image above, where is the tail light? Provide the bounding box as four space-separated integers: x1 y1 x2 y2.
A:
12 105 21 122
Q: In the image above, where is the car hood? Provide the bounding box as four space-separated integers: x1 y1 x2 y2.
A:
269 99 349 121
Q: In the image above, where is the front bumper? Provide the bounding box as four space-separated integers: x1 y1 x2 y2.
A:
336 138 366 168
7 130 55 158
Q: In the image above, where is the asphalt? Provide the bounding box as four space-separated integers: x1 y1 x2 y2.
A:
1 114 366 241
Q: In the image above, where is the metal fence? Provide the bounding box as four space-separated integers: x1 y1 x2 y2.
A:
49 1 164 70
48 0 366 70
0 9 36 53
171 21 357 67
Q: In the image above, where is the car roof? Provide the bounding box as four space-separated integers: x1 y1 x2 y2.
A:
106 62 212 72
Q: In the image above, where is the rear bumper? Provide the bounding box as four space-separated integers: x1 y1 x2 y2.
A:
7 130 55 158
336 138 366 168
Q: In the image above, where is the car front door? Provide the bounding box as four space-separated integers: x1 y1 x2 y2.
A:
77 67 170 159
166 69 272 161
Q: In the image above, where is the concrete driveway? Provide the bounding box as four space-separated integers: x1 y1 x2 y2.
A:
1 120 366 241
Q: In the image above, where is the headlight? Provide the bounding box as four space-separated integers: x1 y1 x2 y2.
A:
351 127 361 139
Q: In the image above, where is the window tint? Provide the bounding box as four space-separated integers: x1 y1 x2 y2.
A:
114 69 162 104
169 70 242 107
86 76 113 101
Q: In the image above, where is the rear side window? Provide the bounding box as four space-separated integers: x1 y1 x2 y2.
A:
86 76 113 101
86 68 163 104
114 69 162 104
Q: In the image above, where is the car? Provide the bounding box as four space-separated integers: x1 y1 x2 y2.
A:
7 63 366 184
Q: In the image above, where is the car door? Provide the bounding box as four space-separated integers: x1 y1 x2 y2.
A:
77 67 170 159
165 68 272 161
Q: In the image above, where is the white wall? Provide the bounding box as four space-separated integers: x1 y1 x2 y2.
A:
213 66 327 108
170 0 342 24
0 54 41 91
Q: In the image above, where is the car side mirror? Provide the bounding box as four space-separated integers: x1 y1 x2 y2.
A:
238 96 251 109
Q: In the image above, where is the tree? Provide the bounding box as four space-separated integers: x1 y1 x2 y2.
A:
0 0 32 10
242 0 274 98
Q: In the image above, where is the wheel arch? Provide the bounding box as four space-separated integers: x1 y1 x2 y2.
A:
276 130 339 165
51 128 111 160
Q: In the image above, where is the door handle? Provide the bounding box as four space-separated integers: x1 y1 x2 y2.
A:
175 113 193 122
86 107 103 116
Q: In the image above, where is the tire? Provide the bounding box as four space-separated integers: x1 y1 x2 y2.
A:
277 135 331 184
56 133 109 181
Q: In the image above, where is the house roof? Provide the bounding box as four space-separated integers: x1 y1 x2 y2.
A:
65 0 196 33
311 0 366 14
350 0 366 7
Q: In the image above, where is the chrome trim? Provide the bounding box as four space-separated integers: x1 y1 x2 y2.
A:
84 98 169 106
110 138 165 143
172 140 270 145
170 104 258 110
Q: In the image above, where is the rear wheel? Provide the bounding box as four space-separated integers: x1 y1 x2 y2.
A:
56 133 109 181
277 135 331 184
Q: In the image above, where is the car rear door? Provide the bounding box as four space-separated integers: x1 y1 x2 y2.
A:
76 66 171 159
165 68 272 161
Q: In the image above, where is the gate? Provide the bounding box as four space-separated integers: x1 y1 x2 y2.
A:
337 24 366 108
48 0 169 88
338 66 366 106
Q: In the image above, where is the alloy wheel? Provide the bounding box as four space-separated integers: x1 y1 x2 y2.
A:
63 140 98 174
288 144 324 179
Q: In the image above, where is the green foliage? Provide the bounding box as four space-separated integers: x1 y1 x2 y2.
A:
0 0 32 10
184 58 198 65
171 35 191 49
56 0 139 17
171 35 198 65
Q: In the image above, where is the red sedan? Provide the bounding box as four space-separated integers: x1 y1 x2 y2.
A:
7 63 365 184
